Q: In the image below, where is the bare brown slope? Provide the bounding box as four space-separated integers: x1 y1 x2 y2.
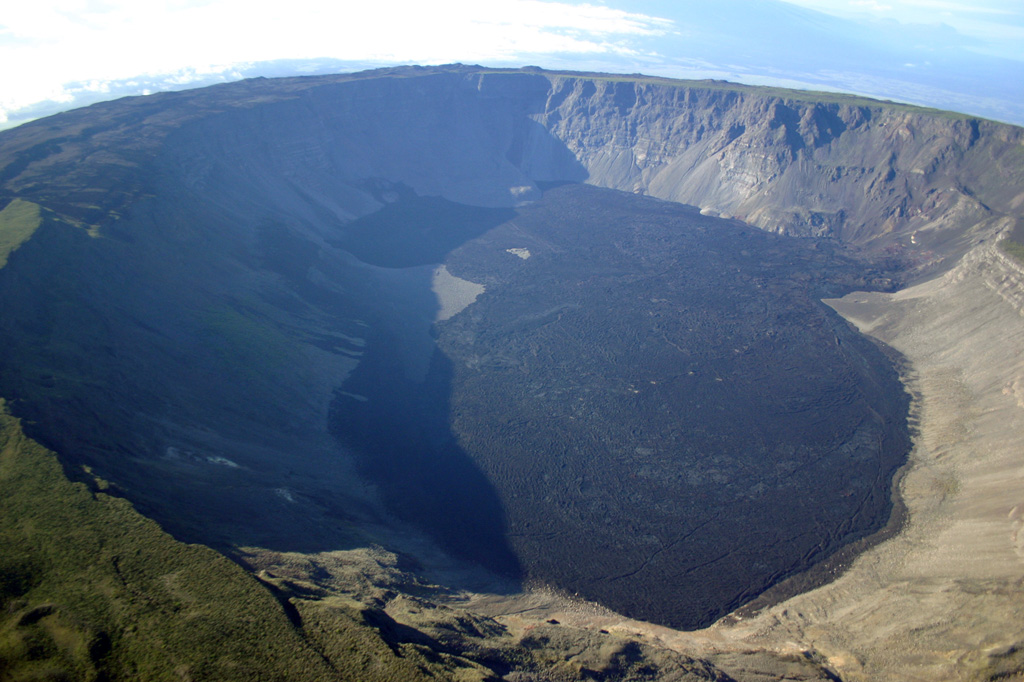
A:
692 234 1024 681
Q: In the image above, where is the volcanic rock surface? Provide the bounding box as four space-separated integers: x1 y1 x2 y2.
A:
1 65 1023 680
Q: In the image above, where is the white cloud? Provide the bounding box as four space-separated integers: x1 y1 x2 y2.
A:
0 0 672 114
850 1 893 12
790 0 1022 16
1 0 1020 129
895 0 1018 15
780 0 1024 60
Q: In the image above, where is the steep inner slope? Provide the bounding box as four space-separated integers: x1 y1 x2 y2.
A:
0 399 429 682
692 236 1024 682
0 66 1021 658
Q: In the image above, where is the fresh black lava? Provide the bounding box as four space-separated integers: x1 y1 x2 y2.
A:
331 183 911 629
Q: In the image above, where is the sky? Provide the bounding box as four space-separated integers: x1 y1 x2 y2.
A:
783 0 1024 59
1 0 1022 128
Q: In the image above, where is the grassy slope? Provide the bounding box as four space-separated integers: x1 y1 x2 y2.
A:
999 238 1024 264
0 400 441 681
0 199 42 269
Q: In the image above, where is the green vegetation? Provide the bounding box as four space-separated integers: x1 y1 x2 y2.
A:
0 199 42 269
999 238 1024 264
0 399 438 681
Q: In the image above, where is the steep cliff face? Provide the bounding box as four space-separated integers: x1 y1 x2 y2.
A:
4 66 1020 263
518 76 1024 256
149 70 1024 266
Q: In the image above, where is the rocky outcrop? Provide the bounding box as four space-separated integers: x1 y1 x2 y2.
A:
157 70 1024 265
518 76 1023 257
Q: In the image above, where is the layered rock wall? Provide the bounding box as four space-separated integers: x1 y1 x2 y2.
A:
3 67 1021 263
513 75 1023 256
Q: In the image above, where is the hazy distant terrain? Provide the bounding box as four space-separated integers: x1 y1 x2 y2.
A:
2 1 1021 130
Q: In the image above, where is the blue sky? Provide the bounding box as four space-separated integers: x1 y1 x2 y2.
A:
783 0 1024 60
1 0 1021 128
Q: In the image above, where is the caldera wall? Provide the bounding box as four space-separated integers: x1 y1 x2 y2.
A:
0 65 1023 677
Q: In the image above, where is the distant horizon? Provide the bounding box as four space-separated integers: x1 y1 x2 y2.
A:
2 0 1021 129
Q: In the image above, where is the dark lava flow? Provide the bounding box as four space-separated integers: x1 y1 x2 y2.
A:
330 183 911 630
